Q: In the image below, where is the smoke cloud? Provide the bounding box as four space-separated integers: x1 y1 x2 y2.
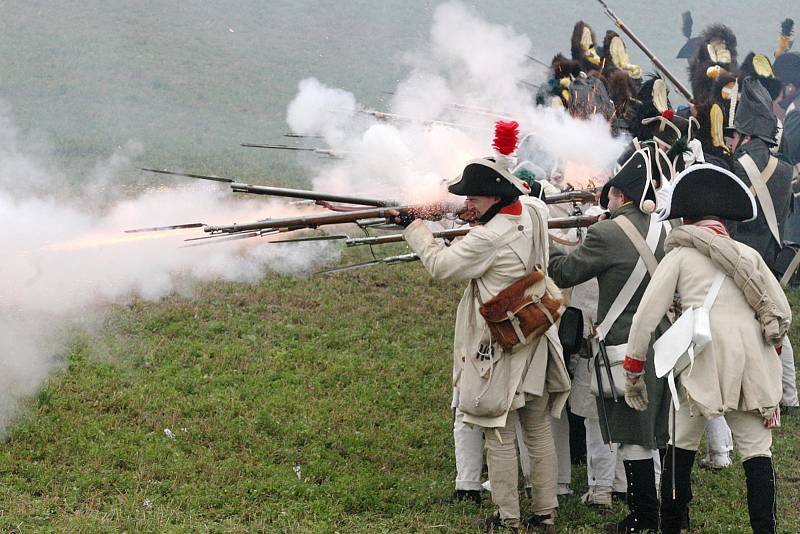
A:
0 108 337 435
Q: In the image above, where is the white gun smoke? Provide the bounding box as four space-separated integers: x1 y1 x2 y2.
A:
286 1 626 200
1 0 627 434
0 113 338 434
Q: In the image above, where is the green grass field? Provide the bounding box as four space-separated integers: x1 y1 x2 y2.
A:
0 247 798 534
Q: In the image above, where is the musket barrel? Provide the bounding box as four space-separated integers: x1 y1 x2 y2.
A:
229 183 397 207
205 206 401 234
597 0 693 102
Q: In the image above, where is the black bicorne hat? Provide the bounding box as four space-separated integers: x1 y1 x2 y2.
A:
677 11 702 59
600 147 657 213
773 51 800 87
657 163 757 222
728 77 779 145
448 158 530 197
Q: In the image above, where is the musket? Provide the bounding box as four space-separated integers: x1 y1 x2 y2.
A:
596 0 693 102
126 202 462 237
240 143 343 159
140 168 397 208
315 253 420 275
526 54 550 69
284 133 324 139
202 203 461 235
344 214 599 247
545 188 599 205
449 103 514 120
361 109 487 131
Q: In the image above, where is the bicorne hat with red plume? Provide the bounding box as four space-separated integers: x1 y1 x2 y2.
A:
448 121 533 198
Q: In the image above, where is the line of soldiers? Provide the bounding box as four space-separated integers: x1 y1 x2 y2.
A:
392 16 800 534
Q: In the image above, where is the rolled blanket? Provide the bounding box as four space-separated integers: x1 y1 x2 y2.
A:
665 225 790 345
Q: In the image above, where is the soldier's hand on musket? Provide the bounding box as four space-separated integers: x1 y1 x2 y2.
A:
385 209 416 227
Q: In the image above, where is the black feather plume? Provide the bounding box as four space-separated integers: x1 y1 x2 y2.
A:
682 11 693 39
782 18 794 37
667 136 690 160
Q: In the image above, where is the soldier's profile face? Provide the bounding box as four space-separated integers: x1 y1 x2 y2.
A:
725 132 741 153
463 196 501 220
606 187 625 211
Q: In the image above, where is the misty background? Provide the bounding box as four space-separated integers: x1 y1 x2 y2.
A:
1 0 797 185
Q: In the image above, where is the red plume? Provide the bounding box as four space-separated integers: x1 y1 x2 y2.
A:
492 120 519 155
661 109 675 121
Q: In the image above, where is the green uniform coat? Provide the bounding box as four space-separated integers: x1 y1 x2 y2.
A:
548 203 671 448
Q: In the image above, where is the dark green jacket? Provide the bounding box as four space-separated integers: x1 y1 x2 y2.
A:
549 203 670 448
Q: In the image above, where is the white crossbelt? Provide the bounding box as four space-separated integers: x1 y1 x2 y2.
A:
738 153 780 245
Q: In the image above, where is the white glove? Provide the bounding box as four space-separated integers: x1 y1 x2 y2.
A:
624 372 648 412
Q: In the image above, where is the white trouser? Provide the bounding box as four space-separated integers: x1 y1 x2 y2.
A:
704 416 733 463
584 417 626 492
520 408 571 488
671 403 773 461
551 407 572 486
454 401 483 491
781 335 799 407
485 392 558 522
515 420 532 488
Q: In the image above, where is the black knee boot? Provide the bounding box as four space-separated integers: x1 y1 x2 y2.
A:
659 447 695 534
605 459 659 533
743 456 777 534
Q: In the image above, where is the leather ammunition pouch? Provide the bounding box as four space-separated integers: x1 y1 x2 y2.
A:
478 271 564 351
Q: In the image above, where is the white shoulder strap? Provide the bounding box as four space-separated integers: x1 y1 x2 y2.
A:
739 153 781 245
702 271 726 310
596 215 661 340
615 214 660 276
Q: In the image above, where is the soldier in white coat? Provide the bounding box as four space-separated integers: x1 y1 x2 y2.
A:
398 157 571 533
622 164 791 534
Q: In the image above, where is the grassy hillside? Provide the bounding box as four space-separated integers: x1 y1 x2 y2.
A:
1 251 799 533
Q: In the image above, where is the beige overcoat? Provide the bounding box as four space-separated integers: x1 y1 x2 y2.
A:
404 199 571 428
627 241 790 418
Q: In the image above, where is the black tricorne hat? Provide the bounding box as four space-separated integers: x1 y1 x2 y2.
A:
657 163 757 222
448 157 529 197
728 77 779 145
600 147 657 213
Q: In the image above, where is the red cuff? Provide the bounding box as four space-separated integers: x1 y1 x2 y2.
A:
776 345 783 355
623 355 645 374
